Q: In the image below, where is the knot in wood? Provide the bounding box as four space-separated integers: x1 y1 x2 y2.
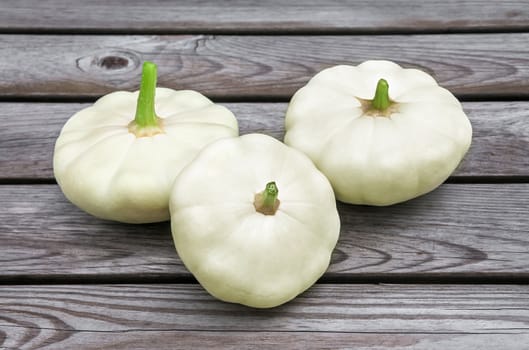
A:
76 50 140 75
98 55 130 70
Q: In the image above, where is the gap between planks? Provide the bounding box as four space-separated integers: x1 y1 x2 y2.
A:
3 27 529 36
3 177 529 185
3 95 529 104
2 273 529 286
1 0 529 36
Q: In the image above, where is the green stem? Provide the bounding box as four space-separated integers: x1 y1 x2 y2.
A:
134 61 158 128
261 182 279 208
254 181 280 215
371 78 390 111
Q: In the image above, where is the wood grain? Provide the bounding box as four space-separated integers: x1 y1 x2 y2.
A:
1 184 528 281
1 34 529 98
1 0 528 34
1 284 528 349
1 2 527 346
1 101 528 180
4 332 527 350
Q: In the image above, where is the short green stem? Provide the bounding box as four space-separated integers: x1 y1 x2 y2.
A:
254 181 280 215
371 79 390 111
134 61 159 128
261 182 278 207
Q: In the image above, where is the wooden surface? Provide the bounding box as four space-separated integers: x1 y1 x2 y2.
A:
1 0 528 33
1 101 528 179
2 284 529 349
1 34 529 98
1 1 529 349
1 184 528 281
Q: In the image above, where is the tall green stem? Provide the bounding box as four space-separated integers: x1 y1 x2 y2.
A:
134 61 158 128
371 79 390 111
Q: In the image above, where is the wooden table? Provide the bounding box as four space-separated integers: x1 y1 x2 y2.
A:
1 1 529 349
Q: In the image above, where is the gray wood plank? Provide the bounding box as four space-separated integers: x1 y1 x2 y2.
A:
1 284 528 349
5 332 528 350
1 184 528 280
1 101 528 180
1 0 528 33
1 34 529 98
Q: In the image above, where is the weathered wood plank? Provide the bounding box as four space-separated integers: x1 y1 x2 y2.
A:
1 101 528 180
4 331 528 350
1 0 528 33
1 284 528 349
1 34 529 98
1 184 528 280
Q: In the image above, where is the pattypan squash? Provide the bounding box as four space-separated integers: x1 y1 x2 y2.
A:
170 134 340 308
54 62 238 223
285 60 472 205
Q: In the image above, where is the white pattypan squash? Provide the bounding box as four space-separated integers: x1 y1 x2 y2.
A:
170 134 340 308
54 62 238 223
285 60 472 205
